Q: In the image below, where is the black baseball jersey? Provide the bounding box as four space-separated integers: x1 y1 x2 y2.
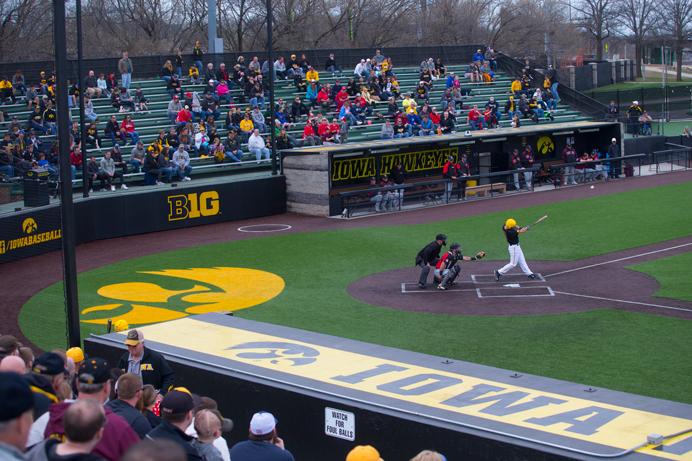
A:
416 241 443 265
503 226 519 245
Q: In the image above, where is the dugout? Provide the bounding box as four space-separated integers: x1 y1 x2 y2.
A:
281 121 622 216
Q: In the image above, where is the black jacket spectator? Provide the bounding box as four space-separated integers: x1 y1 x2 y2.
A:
147 420 202 461
105 399 151 439
116 347 175 394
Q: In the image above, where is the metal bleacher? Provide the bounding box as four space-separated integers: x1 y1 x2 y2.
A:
0 63 591 190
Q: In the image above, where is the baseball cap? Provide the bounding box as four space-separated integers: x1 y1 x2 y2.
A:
611 138 617 142
161 390 194 416
0 372 33 422
249 411 277 436
113 319 129 332
0 335 20 354
78 357 110 384
124 330 143 346
66 347 85 363
32 352 65 376
346 445 383 461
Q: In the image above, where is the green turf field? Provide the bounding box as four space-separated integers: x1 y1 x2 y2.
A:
21 181 692 403
631 252 692 302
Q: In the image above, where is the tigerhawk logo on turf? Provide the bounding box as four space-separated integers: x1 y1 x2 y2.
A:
167 191 220 221
80 267 285 327
0 217 61 254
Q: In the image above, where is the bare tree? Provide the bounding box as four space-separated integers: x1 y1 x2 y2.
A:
616 0 655 77
571 0 612 60
657 0 692 81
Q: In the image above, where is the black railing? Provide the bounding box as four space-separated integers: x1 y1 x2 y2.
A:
337 154 649 217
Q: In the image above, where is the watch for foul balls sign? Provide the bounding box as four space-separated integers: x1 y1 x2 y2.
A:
324 407 355 441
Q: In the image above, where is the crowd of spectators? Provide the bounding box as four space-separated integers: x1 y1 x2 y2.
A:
0 330 448 461
0 44 578 191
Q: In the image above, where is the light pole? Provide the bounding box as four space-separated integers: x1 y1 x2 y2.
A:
54 0 82 347
266 0 277 175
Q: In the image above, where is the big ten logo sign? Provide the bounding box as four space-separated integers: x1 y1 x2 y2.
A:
167 191 220 221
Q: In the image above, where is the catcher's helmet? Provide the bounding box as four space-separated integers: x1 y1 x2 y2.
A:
505 218 517 229
450 242 461 251
436 233 447 244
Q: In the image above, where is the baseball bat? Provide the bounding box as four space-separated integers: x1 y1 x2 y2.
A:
531 215 549 226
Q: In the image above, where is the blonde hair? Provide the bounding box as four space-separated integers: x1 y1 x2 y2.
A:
410 450 445 461
194 409 221 440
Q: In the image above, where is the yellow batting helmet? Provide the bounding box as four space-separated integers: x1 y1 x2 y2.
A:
113 319 129 332
505 218 517 229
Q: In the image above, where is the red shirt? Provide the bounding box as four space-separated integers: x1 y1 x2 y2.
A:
303 124 315 138
120 120 136 133
176 109 192 123
69 151 82 167
318 122 330 137
468 109 481 121
336 91 349 108
317 90 330 103
329 123 340 134
429 112 441 124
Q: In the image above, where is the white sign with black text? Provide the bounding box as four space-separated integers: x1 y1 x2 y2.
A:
324 407 355 441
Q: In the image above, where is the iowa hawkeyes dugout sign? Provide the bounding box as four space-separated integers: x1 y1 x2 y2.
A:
331 147 459 182
113 314 691 461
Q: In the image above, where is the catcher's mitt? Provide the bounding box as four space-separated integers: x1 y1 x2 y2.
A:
475 251 486 260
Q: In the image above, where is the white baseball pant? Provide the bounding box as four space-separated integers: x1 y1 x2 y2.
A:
498 244 532 275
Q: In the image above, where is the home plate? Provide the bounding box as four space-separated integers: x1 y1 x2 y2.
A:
503 283 521 288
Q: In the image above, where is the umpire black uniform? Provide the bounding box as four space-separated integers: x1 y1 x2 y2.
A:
415 234 447 288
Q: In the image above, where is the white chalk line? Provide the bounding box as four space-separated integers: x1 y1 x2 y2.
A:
553 291 692 313
237 224 293 233
544 242 692 278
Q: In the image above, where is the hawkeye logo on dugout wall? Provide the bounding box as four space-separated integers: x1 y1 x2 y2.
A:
0 217 61 255
137 317 692 460
167 191 220 222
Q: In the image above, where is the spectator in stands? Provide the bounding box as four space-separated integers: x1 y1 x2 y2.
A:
139 385 161 429
11 70 26 96
238 112 254 140
0 371 34 458
606 100 618 122
410 449 445 461
0 148 14 178
118 51 133 89
99 150 125 191
43 357 139 461
224 130 243 162
43 101 57 135
106 374 151 438
0 76 15 104
225 107 241 131
346 445 384 461
28 399 106 461
173 145 192 181
545 64 559 104
273 56 287 80
190 410 223 461
167 96 183 124
85 122 101 149
517 94 535 120
134 88 149 112
472 48 484 63
325 53 341 75
230 411 294 461
161 60 174 83
84 70 101 98
188 65 201 84
638 110 652 136
0 336 21 361
119 115 140 145
111 144 129 177
626 101 643 136
393 117 411 138
118 87 136 112
143 148 164 185
117 330 175 394
147 389 202 461
84 95 98 122
467 105 483 130
302 120 319 146
510 77 522 97
510 148 522 190
28 106 47 134
248 129 271 163
192 40 204 72
96 73 109 97
251 106 266 132
84 156 100 192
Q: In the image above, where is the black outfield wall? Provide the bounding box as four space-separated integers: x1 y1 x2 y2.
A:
0 175 285 263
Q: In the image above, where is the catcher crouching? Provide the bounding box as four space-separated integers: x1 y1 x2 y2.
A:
435 243 486 290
